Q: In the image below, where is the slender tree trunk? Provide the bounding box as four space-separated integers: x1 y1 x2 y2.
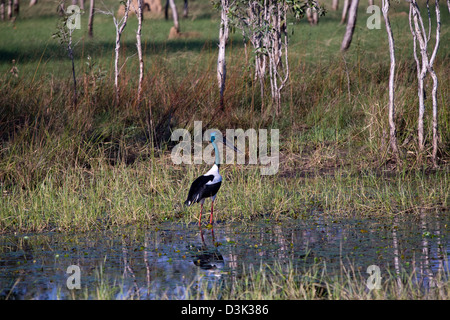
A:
1 0 5 21
332 0 339 10
411 1 428 156
341 0 359 51
88 0 94 37
217 0 229 111
7 0 12 19
268 0 289 115
29 0 37 6
168 0 179 32
430 0 440 166
341 0 351 24
382 0 400 163
114 0 131 103
409 0 440 165
408 3 422 151
136 0 144 101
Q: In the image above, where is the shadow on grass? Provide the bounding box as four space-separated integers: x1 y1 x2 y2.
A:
0 37 234 64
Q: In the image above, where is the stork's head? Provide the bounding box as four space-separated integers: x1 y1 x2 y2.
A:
210 131 217 143
209 130 242 153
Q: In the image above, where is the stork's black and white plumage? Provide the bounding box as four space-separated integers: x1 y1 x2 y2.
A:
184 132 237 226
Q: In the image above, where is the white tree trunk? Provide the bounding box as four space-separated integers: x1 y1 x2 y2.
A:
341 0 359 51
217 0 229 111
7 0 12 19
168 0 179 32
1 0 5 21
341 0 351 24
136 0 144 101
409 0 440 165
411 1 428 156
268 0 289 115
429 0 440 166
332 0 339 10
382 0 400 163
114 0 131 103
29 0 37 6
243 0 290 115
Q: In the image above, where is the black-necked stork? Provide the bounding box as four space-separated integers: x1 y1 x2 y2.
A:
184 132 237 226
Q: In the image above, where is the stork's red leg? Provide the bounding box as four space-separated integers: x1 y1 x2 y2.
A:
209 201 214 225
199 203 203 226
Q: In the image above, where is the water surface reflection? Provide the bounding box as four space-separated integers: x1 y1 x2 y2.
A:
1 211 448 299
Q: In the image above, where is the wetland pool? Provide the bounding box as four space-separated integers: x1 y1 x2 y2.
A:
1 212 449 299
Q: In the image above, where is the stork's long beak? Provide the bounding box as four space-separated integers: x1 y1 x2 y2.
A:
222 136 242 153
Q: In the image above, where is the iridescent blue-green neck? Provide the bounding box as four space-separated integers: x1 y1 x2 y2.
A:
212 140 220 166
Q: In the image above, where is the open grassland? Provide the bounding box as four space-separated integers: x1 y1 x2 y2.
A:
0 0 449 234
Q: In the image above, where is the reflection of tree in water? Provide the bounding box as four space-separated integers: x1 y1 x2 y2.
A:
416 210 447 293
388 210 449 296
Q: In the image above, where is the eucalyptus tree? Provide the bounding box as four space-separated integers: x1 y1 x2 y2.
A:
1 0 17 20
167 0 179 32
1 0 5 20
408 0 441 166
381 0 400 164
165 0 187 20
216 0 232 111
341 0 351 23
114 0 132 103
218 0 322 115
97 0 132 103
134 0 144 101
332 0 339 10
341 0 359 51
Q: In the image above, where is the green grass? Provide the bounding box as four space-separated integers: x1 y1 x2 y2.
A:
51 260 450 300
0 0 449 233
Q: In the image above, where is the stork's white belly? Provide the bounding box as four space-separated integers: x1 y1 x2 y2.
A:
204 164 222 185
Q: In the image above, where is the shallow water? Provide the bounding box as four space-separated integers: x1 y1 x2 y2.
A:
1 211 449 299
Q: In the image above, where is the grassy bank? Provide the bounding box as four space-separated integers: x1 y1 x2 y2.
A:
1 147 448 233
0 1 449 234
